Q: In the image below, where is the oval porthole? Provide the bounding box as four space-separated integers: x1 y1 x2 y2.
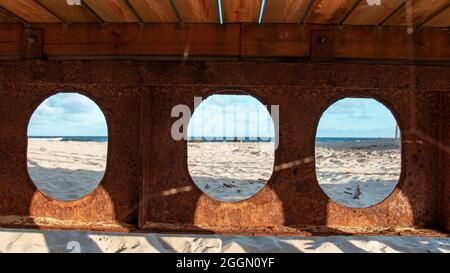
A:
27 92 108 201
187 94 275 202
315 98 401 208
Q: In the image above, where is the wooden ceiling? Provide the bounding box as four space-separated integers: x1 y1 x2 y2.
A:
0 0 448 27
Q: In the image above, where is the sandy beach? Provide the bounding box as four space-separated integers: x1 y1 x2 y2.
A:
316 140 401 208
27 139 107 201
188 142 275 202
188 140 400 206
0 228 447 253
19 139 444 253
27 139 400 206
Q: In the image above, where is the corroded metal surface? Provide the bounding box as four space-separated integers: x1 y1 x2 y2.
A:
0 60 448 235
441 92 450 232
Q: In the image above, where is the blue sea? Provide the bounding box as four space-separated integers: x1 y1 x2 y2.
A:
28 136 397 143
188 136 274 142
28 136 108 142
188 137 397 143
315 137 397 143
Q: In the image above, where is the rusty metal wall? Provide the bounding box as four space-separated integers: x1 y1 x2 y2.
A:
0 60 448 234
441 92 450 232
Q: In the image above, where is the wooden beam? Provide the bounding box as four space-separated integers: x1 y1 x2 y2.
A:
0 0 60 23
36 0 100 23
0 23 23 57
383 0 450 26
40 23 240 57
123 0 144 23
241 24 310 57
242 23 450 61
176 0 219 23
0 23 449 63
262 0 310 23
304 0 360 24
127 0 178 23
344 0 406 25
83 0 139 23
221 0 262 23
22 28 43 59
423 4 450 27
334 25 450 61
0 5 21 22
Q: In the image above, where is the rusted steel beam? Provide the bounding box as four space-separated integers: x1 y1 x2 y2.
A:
440 92 450 232
0 60 447 235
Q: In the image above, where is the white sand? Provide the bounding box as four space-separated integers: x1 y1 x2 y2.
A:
0 228 447 253
188 142 275 202
316 140 401 208
188 140 400 207
27 140 107 200
17 139 442 253
28 139 400 206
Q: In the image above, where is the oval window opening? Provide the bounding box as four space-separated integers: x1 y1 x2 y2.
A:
315 98 401 208
27 92 108 201
187 94 275 202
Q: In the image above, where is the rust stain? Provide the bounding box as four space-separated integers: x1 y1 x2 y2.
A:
0 60 448 235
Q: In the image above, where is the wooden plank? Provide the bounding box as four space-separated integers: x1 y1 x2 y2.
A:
22 28 43 59
36 0 100 23
241 23 450 61
0 6 20 22
221 0 262 22
0 24 23 56
128 0 178 22
344 0 406 25
83 0 139 22
0 0 60 22
383 0 450 26
423 4 450 27
262 0 310 23
0 23 449 62
304 0 360 24
334 26 450 61
40 23 240 57
176 0 219 23
241 24 310 57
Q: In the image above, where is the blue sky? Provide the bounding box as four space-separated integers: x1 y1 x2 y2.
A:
316 98 398 138
188 95 275 139
28 94 397 139
28 93 108 137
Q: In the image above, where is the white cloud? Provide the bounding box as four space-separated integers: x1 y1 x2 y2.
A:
188 95 274 138
28 93 108 137
317 98 398 138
